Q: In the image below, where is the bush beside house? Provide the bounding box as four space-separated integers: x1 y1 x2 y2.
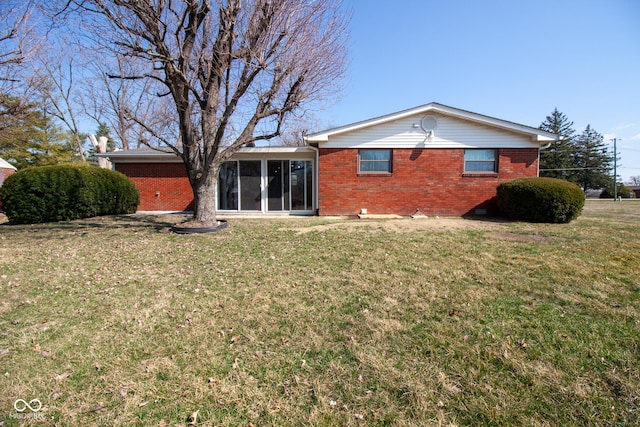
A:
0 165 139 224
497 177 585 223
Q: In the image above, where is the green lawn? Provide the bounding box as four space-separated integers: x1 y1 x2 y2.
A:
1 200 639 426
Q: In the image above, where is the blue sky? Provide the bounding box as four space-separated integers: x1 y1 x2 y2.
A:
315 0 640 182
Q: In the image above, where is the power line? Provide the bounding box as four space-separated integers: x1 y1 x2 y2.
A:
540 169 607 171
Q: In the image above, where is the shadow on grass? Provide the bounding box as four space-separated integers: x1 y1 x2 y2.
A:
0 212 191 234
461 214 514 224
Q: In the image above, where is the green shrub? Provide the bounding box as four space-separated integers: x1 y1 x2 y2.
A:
600 183 635 199
0 165 139 224
497 177 585 223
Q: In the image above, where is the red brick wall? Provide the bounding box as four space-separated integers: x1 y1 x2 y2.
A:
115 163 194 211
318 148 539 216
1 167 16 183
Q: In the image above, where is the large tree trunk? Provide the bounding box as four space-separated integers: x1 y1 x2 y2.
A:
69 0 347 232
190 164 219 225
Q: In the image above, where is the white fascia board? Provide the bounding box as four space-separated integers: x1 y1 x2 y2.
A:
96 150 181 163
236 146 316 154
97 146 316 163
534 134 556 143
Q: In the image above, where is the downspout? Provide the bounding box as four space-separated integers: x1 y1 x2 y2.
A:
537 138 555 177
307 144 320 216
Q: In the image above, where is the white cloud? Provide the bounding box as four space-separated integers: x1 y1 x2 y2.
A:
612 123 640 131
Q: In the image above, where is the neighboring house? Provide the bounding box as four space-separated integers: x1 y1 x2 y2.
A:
585 189 604 198
630 186 640 198
0 157 17 212
0 157 17 187
100 102 556 216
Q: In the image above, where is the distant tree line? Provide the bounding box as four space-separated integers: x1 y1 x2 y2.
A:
539 109 618 193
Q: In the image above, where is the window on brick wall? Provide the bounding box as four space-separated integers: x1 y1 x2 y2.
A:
464 149 497 173
359 149 392 173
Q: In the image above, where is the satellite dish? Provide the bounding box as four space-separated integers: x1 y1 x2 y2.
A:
420 115 438 135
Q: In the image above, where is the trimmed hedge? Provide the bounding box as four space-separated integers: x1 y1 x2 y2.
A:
497 177 585 223
0 164 139 224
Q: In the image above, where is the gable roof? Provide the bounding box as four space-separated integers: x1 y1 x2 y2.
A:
0 157 17 170
305 102 556 144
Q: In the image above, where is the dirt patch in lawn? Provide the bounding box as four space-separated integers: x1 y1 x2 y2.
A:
485 231 556 243
291 217 499 234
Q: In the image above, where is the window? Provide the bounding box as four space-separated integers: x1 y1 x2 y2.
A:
359 149 392 173
464 149 497 173
218 161 238 210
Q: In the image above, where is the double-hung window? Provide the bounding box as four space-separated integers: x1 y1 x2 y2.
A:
464 149 497 173
359 149 392 173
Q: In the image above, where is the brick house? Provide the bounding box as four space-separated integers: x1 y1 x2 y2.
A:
101 103 556 216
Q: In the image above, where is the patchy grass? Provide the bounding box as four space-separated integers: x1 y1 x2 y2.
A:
1 200 639 426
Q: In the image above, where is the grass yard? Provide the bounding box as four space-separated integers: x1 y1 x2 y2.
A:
1 200 639 426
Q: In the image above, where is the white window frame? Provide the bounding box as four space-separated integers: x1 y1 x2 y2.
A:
464 149 498 173
358 149 392 173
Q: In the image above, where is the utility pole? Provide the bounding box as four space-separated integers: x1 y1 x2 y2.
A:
613 137 617 201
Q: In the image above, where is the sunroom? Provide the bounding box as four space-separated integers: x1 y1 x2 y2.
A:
217 146 316 215
99 146 317 214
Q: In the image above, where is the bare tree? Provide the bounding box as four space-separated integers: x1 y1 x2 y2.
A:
82 55 162 150
0 2 34 85
277 113 320 147
30 51 87 160
60 0 347 225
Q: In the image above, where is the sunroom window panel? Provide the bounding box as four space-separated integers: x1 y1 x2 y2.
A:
218 161 238 210
239 161 262 211
291 160 312 211
268 160 290 211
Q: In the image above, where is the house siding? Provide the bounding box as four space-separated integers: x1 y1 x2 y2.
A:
320 113 539 149
318 147 539 216
115 163 193 211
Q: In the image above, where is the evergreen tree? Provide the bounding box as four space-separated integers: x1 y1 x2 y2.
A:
0 92 78 168
539 108 576 180
0 93 42 168
33 109 80 166
572 125 613 192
